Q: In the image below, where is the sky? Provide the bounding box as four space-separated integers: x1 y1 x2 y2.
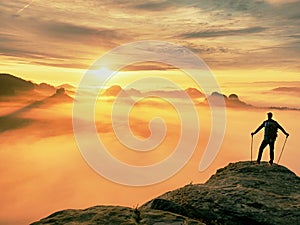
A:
1 0 300 85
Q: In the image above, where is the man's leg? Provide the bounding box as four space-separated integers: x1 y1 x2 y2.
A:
269 141 275 165
257 140 268 164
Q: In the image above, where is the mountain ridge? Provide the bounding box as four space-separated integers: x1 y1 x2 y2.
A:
0 73 35 96
1 73 299 111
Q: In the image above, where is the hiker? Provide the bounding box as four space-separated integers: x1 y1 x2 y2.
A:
251 112 289 165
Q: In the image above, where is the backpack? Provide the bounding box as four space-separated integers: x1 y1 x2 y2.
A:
264 120 278 141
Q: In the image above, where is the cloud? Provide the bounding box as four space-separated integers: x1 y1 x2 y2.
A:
0 94 73 135
0 17 132 68
180 41 240 55
0 116 32 134
36 20 126 43
30 60 91 69
180 27 267 39
272 87 300 92
268 106 300 111
0 31 93 69
177 0 270 14
265 0 299 5
133 1 175 11
289 14 300 20
121 62 176 71
0 0 300 71
0 38 78 61
270 87 300 97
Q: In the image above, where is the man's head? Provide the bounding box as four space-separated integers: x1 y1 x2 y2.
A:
267 112 273 119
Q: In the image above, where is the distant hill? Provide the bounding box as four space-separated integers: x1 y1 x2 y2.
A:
31 161 300 225
0 73 58 97
0 74 73 134
47 88 73 103
0 73 73 101
34 82 56 94
101 85 205 100
57 84 75 91
185 87 204 99
205 91 252 108
1 74 298 111
0 73 34 96
102 85 124 96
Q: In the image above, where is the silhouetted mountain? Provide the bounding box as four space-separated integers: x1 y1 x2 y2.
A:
35 82 56 92
1 74 297 111
205 91 252 108
57 84 75 90
101 86 298 111
227 93 251 108
0 73 73 101
185 87 204 98
31 161 300 225
0 73 34 96
144 88 204 99
126 88 143 97
97 85 136 106
46 88 73 104
102 85 123 96
102 85 205 100
0 89 73 134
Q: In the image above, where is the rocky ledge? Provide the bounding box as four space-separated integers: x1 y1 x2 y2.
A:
32 161 300 225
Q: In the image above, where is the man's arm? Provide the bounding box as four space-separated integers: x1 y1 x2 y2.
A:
277 122 289 137
251 122 265 135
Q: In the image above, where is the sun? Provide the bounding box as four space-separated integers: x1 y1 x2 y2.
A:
96 67 114 76
89 67 117 83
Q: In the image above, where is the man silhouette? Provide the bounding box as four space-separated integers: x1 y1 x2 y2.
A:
251 112 289 165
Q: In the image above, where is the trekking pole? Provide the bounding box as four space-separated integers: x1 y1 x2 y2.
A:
251 135 253 163
277 136 288 164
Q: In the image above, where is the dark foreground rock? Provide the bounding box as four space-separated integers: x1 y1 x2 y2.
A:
32 161 300 225
143 161 300 225
31 205 204 225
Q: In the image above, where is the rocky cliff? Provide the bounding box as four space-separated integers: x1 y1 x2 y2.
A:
31 161 300 225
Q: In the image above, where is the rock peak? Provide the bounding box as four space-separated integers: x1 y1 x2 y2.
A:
144 161 300 225
208 161 297 184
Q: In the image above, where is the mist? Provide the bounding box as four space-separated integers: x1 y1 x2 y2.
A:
0 90 299 225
